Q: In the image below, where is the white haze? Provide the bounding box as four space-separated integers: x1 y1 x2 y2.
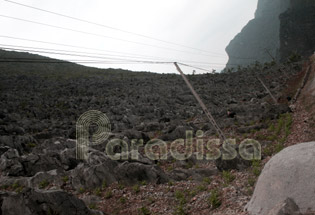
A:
0 0 258 74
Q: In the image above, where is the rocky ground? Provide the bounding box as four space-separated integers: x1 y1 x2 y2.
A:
0 50 313 215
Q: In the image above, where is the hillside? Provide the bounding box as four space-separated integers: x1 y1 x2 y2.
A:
0 49 314 214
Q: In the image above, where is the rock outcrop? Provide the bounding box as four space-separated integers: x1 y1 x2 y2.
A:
0 189 101 215
246 141 315 215
279 0 315 61
225 0 290 68
225 0 315 68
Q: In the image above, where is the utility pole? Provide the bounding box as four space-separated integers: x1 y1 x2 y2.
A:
174 62 226 144
256 75 278 104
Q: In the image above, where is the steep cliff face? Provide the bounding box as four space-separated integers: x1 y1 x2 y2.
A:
279 0 315 61
225 0 290 68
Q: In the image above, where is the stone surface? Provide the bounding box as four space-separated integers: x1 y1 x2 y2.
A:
225 0 290 67
267 198 301 215
246 141 315 215
0 189 101 215
279 0 315 61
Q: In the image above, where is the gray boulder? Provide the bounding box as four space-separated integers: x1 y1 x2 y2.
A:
267 198 301 215
246 142 315 215
0 189 101 215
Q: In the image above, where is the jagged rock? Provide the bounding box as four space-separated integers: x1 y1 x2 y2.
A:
115 162 168 185
71 158 168 190
214 144 253 171
246 142 315 214
280 0 315 61
71 161 118 190
169 168 218 181
0 148 24 176
267 198 301 215
0 189 101 215
20 153 64 177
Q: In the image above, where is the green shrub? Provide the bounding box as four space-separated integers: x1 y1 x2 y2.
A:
105 190 113 199
174 190 186 205
173 204 187 215
79 187 85 194
208 189 221 209
138 206 150 215
27 143 36 148
141 180 147 186
222 171 235 183
202 177 212 185
62 176 69 183
94 188 101 196
39 180 49 189
252 160 261 177
196 185 207 192
119 197 127 204
133 185 140 193
88 203 97 209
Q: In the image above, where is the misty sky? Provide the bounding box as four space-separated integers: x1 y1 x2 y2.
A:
0 0 258 74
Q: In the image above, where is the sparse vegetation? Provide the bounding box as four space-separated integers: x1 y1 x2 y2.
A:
132 184 140 193
208 189 221 209
222 171 235 183
62 176 69 183
252 160 261 177
79 187 85 194
39 179 49 189
89 203 97 210
119 197 127 204
174 190 187 215
26 143 36 148
196 184 207 192
102 180 107 189
138 206 151 215
105 190 113 199
203 177 212 185
94 188 101 196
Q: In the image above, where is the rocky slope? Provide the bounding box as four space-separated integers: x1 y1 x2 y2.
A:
0 49 310 214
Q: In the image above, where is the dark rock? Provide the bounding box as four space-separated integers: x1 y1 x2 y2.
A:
115 162 168 185
214 143 252 171
280 0 315 61
169 168 218 181
0 188 100 215
267 198 301 215
225 0 290 67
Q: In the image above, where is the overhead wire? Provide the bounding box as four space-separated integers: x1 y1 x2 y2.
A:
3 0 226 57
0 35 175 60
0 44 230 66
0 14 226 58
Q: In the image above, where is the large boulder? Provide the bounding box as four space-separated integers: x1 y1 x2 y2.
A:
246 141 315 215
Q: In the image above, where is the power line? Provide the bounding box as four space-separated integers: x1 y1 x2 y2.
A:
0 44 229 66
0 14 226 58
0 35 173 61
0 43 167 61
4 0 226 57
177 63 213 72
0 46 174 63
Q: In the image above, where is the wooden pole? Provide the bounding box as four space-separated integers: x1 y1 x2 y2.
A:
174 62 226 143
256 76 278 104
